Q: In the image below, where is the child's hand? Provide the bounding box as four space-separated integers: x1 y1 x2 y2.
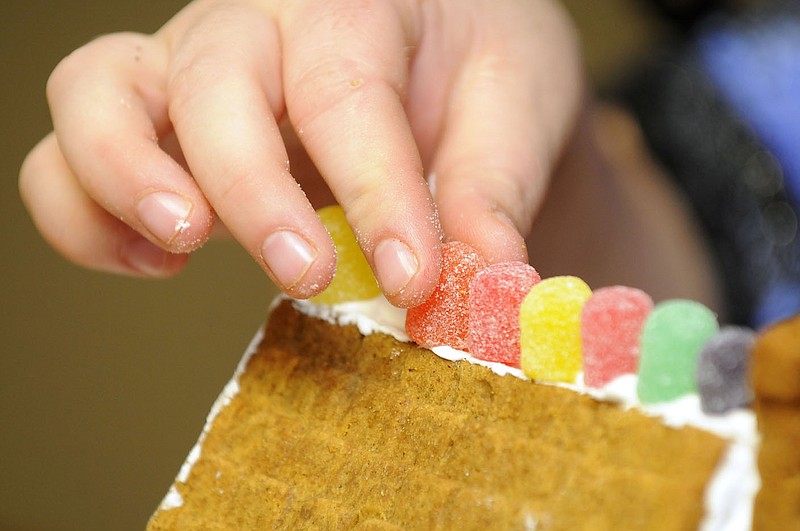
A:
19 0 582 307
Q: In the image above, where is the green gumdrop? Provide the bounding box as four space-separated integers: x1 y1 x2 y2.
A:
636 299 719 404
312 205 381 304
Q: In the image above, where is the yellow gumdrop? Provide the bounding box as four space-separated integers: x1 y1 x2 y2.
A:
520 276 592 383
312 205 381 304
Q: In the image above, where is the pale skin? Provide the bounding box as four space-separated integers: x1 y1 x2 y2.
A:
19 0 722 312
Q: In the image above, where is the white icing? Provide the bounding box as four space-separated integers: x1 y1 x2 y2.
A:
430 345 528 378
701 442 760 531
161 485 183 510
293 297 410 342
157 294 760 530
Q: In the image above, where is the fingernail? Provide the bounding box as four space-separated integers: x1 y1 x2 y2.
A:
136 192 193 244
122 238 170 276
261 230 317 289
373 238 419 296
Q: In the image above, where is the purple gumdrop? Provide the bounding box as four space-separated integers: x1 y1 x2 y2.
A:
696 326 756 414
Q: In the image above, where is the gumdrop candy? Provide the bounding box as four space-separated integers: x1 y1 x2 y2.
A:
468 262 541 367
697 326 755 414
751 313 800 401
637 300 719 404
312 205 381 304
520 276 592 383
581 286 654 388
406 241 487 350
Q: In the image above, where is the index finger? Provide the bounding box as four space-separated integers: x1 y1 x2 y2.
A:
280 0 442 308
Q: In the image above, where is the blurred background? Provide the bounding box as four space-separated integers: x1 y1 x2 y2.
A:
3 2 275 529
0 1 752 529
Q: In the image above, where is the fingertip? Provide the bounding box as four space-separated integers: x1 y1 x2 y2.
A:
373 238 418 297
374 237 441 308
347 196 442 308
134 190 214 254
437 194 529 266
121 236 190 278
478 209 530 264
260 228 336 300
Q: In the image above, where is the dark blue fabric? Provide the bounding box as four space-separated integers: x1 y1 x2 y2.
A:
695 10 800 327
697 14 800 203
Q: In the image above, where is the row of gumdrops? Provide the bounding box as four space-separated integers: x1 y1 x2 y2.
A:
311 206 753 415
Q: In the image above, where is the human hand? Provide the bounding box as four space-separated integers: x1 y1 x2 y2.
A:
19 0 583 307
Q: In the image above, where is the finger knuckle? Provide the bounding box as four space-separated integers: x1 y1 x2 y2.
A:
166 45 246 125
47 33 144 103
286 58 367 130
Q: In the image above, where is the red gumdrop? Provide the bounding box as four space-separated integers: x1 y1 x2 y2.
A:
581 286 654 388
468 262 541 367
406 241 487 350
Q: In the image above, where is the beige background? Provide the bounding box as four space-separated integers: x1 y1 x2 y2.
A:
1 1 664 529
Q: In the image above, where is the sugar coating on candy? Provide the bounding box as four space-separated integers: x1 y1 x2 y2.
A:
581 286 654 388
637 300 719 404
697 326 755 414
520 276 592 383
312 206 381 304
467 262 541 367
406 241 487 350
